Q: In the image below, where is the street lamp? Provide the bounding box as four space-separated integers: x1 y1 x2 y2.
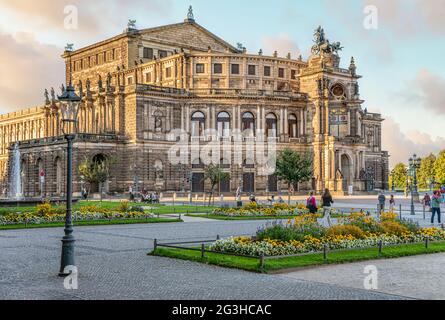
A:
56 44 81 277
408 154 421 215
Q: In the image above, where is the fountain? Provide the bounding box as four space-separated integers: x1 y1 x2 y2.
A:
8 142 23 200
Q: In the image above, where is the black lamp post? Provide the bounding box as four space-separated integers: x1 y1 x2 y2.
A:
57 44 81 276
409 154 421 216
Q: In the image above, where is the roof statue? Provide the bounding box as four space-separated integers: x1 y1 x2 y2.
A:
65 43 74 52
311 26 343 56
185 5 195 22
44 89 50 105
127 19 137 30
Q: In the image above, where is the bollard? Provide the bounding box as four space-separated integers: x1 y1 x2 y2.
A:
179 213 182 220
201 243 205 259
378 240 383 255
154 239 158 251
399 204 402 219
323 245 328 261
259 254 265 270
423 205 426 220
425 237 429 249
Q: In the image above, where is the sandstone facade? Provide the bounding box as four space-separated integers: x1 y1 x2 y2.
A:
0 15 389 197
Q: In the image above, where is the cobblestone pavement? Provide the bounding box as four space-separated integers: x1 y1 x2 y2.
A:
279 253 445 300
0 219 406 300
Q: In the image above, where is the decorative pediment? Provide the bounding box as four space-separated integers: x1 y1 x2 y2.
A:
139 22 239 53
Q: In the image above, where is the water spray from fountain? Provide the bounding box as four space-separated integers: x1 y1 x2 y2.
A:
8 142 23 200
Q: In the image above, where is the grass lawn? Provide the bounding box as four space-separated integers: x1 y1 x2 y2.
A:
0 218 182 230
151 205 215 214
151 241 445 273
186 213 343 220
0 201 215 215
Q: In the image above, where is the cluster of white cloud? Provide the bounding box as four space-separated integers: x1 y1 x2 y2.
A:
0 32 64 114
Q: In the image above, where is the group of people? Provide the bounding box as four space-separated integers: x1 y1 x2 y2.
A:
306 189 334 227
140 189 160 204
378 191 442 224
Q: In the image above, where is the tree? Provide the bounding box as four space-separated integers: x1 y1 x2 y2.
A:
203 164 230 205
417 153 436 189
434 150 445 185
275 148 313 204
390 163 408 189
78 156 114 201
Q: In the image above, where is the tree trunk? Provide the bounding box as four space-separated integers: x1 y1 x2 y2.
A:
288 183 291 205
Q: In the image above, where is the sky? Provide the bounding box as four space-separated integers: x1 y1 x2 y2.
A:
0 0 444 167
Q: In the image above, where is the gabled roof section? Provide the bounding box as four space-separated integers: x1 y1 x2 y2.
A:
138 21 240 53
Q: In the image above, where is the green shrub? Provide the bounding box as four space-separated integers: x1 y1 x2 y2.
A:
130 206 145 213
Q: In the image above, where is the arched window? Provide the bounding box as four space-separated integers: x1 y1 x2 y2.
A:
217 112 231 137
191 111 205 137
242 112 255 136
192 158 204 169
220 158 231 169
244 158 255 168
288 114 298 138
266 113 277 138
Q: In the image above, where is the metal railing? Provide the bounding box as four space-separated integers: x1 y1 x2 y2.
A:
153 236 444 271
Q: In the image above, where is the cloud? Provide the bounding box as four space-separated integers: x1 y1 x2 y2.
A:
412 69 445 115
362 0 445 37
383 116 445 167
0 0 173 43
261 33 301 58
0 32 65 114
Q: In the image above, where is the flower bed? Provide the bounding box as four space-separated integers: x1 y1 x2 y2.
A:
0 202 153 226
209 212 445 257
212 202 311 217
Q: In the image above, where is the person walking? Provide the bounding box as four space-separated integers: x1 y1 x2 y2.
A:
306 191 318 214
378 192 386 213
431 191 442 224
389 194 395 212
321 189 334 227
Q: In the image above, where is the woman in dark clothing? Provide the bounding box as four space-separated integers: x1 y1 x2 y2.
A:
321 188 334 227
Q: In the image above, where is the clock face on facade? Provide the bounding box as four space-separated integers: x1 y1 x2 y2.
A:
331 84 345 98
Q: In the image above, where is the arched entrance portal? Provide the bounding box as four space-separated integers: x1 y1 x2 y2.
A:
90 154 108 193
340 154 352 191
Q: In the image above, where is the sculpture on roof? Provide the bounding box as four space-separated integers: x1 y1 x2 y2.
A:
311 26 343 56
128 20 137 29
187 5 195 21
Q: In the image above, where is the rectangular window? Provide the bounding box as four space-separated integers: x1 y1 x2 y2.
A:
264 66 271 77
165 67 172 78
145 72 152 83
291 69 297 79
159 50 168 59
248 65 256 76
231 64 240 75
196 63 205 74
127 77 133 85
96 54 99 65
111 49 115 60
278 68 285 78
103 52 107 63
213 63 223 74
143 47 153 59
